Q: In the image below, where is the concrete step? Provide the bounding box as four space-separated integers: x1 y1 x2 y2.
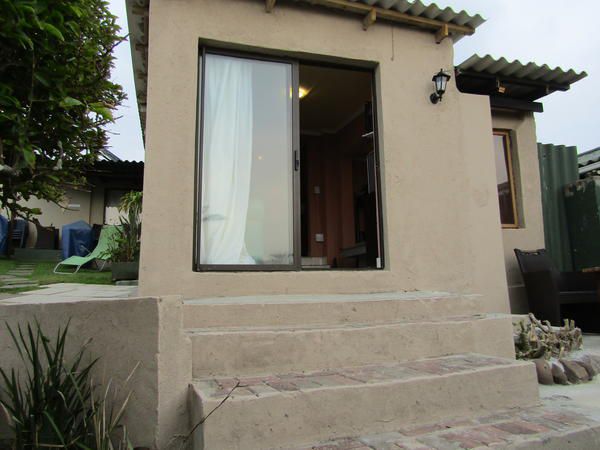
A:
187 313 515 377
183 291 484 329
190 353 539 450
285 399 600 450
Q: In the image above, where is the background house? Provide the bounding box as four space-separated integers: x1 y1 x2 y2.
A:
16 157 143 249
455 54 587 313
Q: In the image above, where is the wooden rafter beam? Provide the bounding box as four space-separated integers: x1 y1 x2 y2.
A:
300 0 475 37
266 0 276 13
362 8 376 30
435 24 449 44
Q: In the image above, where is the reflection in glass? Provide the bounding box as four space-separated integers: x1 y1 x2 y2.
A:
200 54 294 265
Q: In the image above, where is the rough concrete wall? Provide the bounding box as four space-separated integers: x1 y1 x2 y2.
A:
139 0 509 313
492 111 545 314
0 296 190 449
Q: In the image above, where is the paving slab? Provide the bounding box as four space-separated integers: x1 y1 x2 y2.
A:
0 283 138 304
1 278 31 284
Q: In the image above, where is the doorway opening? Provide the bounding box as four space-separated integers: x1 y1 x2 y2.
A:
299 64 382 269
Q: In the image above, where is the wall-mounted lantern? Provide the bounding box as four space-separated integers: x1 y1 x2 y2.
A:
430 69 451 104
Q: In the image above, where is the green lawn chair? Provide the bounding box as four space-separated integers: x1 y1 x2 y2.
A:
53 225 118 274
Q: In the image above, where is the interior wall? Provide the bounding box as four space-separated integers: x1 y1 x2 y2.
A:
139 0 510 314
492 111 545 314
302 115 368 266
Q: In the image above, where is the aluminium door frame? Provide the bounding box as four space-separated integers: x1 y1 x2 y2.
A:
194 47 301 271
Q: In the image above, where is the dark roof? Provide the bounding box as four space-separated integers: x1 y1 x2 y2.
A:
578 147 600 177
88 160 144 180
578 147 600 167
455 54 587 104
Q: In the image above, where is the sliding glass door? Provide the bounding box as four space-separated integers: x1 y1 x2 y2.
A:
196 51 298 269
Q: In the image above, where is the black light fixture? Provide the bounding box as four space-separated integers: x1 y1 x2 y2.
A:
430 69 451 104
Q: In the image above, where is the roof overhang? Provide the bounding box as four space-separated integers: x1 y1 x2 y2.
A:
125 0 149 138
578 147 600 175
455 54 587 113
126 0 484 136
274 0 484 41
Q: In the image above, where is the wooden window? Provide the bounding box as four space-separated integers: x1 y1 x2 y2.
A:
493 130 518 228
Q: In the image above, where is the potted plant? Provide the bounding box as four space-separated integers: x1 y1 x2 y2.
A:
105 191 142 281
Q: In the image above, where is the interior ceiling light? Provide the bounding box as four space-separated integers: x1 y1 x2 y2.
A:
299 86 310 99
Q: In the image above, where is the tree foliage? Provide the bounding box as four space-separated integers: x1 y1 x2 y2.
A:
0 0 125 220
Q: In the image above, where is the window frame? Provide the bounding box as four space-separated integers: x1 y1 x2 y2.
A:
193 45 385 271
493 129 519 229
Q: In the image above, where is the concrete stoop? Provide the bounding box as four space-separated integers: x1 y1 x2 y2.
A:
285 399 600 449
190 354 538 449
183 292 540 450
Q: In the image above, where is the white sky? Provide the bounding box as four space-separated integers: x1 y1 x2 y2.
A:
105 0 599 162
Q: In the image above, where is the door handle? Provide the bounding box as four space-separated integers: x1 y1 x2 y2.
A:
294 150 300 171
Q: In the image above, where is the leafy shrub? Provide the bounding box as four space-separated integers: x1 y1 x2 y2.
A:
0 320 133 449
104 191 142 263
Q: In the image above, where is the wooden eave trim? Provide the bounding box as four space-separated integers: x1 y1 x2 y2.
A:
267 0 475 37
435 24 449 43
490 97 544 114
363 8 376 30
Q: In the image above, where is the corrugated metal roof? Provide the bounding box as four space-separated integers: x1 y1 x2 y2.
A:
578 147 600 167
457 54 587 86
346 0 485 30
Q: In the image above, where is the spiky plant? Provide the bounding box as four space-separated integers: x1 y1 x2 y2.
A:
0 320 134 449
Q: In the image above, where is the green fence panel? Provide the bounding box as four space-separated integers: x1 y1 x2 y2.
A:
537 143 579 271
564 177 600 270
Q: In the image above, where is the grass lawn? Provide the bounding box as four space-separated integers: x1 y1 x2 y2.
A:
32 262 113 285
0 259 17 275
0 259 112 294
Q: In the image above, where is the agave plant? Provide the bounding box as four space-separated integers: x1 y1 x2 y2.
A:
0 320 134 449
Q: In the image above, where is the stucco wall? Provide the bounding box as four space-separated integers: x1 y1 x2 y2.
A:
19 186 107 247
492 111 545 313
21 187 92 228
139 0 509 313
0 296 191 449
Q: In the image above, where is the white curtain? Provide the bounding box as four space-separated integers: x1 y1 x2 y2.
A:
200 55 256 264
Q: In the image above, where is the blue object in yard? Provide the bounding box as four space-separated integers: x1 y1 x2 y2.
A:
61 220 93 260
0 215 7 255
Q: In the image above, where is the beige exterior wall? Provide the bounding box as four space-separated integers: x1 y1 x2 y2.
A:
139 0 510 313
492 111 545 313
19 187 101 246
0 296 191 449
21 187 93 229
